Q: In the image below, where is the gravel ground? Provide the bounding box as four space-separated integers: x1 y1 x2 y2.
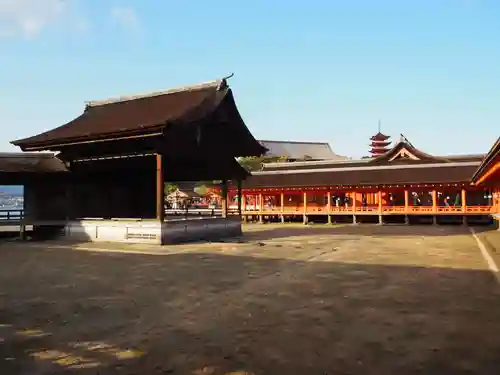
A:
0 224 499 374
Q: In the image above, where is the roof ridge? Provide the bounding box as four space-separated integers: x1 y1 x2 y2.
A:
253 161 481 175
259 139 330 145
85 79 225 108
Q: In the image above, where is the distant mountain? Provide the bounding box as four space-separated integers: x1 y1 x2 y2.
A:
0 186 23 196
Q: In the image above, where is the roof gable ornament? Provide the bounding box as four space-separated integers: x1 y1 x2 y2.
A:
388 147 420 161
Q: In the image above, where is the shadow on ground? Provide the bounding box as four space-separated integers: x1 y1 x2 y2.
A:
233 223 494 243
1 241 500 374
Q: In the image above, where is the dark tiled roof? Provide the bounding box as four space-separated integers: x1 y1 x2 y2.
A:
259 140 347 161
439 154 485 162
370 132 390 141
261 141 486 173
12 78 265 158
0 153 67 173
472 137 500 183
262 159 370 171
243 162 479 189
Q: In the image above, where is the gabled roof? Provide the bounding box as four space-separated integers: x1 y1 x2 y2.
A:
370 139 447 164
11 77 266 158
259 140 348 161
471 137 500 184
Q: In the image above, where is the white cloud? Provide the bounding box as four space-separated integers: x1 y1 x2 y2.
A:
110 6 139 30
0 0 66 38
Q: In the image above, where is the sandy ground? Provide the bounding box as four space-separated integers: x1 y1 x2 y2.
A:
0 224 500 374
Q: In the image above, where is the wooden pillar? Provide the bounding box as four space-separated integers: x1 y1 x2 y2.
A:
156 154 165 222
351 192 357 224
404 189 409 224
221 180 228 218
241 192 247 223
258 193 263 223
461 188 467 212
303 191 308 224
431 190 437 211
237 180 242 216
280 191 285 223
378 190 383 212
431 189 437 225
327 191 332 224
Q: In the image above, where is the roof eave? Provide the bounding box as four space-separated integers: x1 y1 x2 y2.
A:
471 138 500 183
11 126 166 152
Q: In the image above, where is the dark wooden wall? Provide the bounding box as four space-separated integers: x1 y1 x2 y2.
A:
24 156 157 221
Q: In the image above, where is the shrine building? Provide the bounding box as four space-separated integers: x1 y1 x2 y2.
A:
236 135 499 226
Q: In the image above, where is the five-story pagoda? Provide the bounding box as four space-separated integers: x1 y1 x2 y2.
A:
369 125 392 157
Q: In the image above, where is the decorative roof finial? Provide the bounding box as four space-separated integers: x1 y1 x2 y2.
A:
378 119 381 133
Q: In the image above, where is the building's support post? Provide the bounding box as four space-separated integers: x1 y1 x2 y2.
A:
221 180 228 218
463 215 468 226
327 191 332 224
352 191 357 224
258 193 263 223
404 189 409 224
20 183 28 241
303 191 308 225
378 190 383 225
431 189 437 225
404 189 409 213
461 188 467 212
242 192 247 223
236 180 242 216
156 154 165 222
280 191 285 223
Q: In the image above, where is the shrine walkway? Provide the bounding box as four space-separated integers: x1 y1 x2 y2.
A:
0 224 499 374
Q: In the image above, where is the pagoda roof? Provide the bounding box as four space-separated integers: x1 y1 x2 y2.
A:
11 77 266 158
370 132 390 141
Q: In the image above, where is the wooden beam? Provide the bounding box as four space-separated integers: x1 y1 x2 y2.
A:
156 154 165 221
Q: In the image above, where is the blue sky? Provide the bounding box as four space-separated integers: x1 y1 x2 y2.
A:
0 0 499 158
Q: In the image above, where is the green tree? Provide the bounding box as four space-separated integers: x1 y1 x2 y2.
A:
238 155 287 172
164 183 178 195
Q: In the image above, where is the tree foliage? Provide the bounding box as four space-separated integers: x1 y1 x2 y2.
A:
164 183 178 195
237 155 287 172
